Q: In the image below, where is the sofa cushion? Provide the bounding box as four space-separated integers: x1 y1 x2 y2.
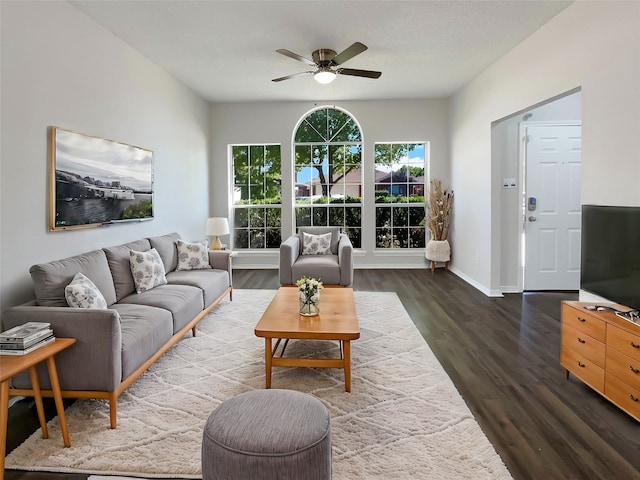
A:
118 284 204 333
148 232 181 273
166 269 229 307
176 239 212 271
129 248 168 293
30 249 117 307
103 239 152 301
297 227 340 255
302 232 332 255
109 303 173 380
65 272 108 309
291 254 341 285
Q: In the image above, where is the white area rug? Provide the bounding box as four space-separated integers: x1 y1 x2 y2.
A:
7 290 512 479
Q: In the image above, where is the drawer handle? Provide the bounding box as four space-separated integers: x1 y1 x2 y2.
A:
577 317 586 323
629 366 640 374
629 394 639 402
577 361 585 368
631 341 640 349
577 337 586 344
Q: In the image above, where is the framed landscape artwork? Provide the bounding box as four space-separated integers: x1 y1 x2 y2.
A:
49 127 154 231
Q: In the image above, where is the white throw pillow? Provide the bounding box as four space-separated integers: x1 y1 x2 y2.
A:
176 239 212 271
65 272 108 309
129 248 168 293
302 232 332 255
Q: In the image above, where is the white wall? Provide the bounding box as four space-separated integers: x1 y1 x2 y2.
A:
0 1 211 312
493 91 582 292
450 1 640 295
210 99 450 268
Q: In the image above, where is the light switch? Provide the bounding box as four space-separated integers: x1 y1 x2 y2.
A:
502 178 517 189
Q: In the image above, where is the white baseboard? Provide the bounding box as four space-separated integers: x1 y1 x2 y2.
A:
448 267 504 297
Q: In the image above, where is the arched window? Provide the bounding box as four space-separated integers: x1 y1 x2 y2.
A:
293 107 362 247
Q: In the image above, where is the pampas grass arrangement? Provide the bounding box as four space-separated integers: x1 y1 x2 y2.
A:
427 179 453 241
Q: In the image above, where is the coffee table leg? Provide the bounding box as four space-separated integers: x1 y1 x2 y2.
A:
265 338 272 389
46 356 70 447
343 340 352 392
28 366 48 439
1 380 9 480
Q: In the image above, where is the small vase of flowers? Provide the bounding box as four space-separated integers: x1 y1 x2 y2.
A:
296 276 323 316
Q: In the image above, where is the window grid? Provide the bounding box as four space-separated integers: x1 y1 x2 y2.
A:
231 144 282 249
374 142 427 249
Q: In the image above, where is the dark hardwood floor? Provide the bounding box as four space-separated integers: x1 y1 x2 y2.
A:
5 269 639 480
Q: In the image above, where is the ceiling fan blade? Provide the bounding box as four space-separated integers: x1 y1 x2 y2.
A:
272 71 314 82
333 42 368 65
276 49 316 67
337 68 381 79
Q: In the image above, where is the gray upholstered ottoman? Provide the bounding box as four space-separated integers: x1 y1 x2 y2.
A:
202 389 331 480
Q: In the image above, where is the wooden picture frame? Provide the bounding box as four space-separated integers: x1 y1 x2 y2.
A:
49 127 154 231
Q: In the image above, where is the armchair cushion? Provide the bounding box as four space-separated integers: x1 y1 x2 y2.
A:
297 227 340 255
291 255 341 285
301 232 332 255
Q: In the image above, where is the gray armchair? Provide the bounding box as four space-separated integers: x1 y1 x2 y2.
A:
279 226 353 286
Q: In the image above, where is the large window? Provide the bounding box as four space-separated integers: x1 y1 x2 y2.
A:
374 143 426 249
294 107 362 248
232 144 281 249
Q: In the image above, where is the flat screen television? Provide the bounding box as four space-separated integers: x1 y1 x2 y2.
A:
580 205 640 318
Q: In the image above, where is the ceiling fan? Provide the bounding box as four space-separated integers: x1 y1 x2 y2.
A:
272 42 382 84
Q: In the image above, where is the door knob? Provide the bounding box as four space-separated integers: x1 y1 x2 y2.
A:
528 216 537 222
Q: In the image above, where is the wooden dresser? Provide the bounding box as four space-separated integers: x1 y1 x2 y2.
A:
561 301 640 421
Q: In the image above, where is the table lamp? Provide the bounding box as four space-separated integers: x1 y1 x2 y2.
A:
206 217 230 250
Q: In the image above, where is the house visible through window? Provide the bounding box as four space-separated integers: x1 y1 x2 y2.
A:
294 107 363 248
231 144 281 249
374 143 426 248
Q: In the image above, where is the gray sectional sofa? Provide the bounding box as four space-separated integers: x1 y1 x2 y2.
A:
2 232 232 428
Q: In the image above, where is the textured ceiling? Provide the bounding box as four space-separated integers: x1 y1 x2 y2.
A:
70 0 572 103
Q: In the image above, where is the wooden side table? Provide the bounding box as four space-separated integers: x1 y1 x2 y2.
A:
0 337 76 480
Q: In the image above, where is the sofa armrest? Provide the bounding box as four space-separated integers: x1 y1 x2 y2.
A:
3 303 122 391
279 235 300 285
208 250 233 287
338 234 354 287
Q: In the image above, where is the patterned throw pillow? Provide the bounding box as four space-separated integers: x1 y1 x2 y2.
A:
302 232 332 255
65 272 108 309
176 239 212 271
129 248 168 293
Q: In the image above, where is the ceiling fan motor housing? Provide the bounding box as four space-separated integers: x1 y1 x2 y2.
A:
312 49 337 67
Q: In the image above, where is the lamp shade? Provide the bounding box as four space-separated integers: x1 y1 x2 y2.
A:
206 217 230 236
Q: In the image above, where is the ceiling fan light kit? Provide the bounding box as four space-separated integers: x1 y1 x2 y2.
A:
314 69 336 84
273 42 381 84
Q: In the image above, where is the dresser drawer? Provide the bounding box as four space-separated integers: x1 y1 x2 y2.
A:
562 323 605 368
561 347 605 392
606 347 640 388
562 305 606 342
605 373 640 421
607 324 640 363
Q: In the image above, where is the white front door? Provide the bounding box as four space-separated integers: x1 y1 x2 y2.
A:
524 124 582 290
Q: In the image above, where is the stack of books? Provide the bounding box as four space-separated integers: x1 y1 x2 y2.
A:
0 322 55 356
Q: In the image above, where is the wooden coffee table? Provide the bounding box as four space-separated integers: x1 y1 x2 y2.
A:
254 287 360 392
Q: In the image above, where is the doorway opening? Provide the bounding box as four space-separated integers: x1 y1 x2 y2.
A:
493 88 582 293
